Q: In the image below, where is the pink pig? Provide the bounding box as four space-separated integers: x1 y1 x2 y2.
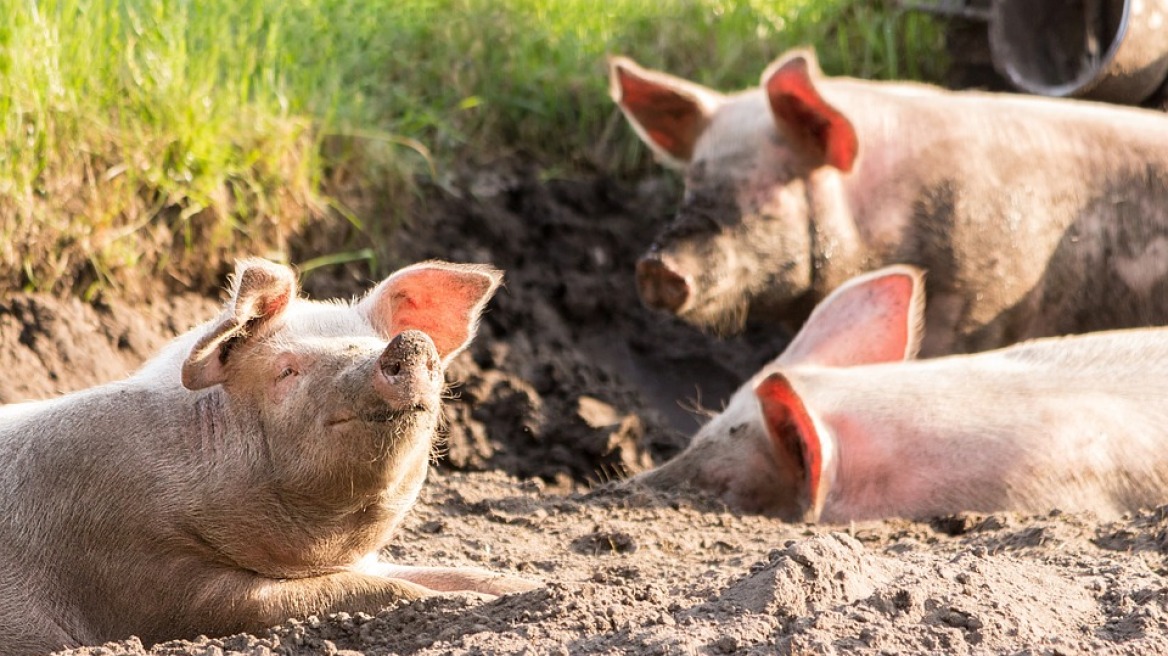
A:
611 49 1168 355
631 265 1168 522
0 259 537 655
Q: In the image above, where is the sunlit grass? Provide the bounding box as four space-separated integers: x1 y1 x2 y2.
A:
0 0 945 297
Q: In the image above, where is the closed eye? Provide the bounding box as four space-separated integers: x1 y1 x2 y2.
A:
276 366 298 381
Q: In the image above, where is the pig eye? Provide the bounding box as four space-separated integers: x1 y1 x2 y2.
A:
276 366 298 381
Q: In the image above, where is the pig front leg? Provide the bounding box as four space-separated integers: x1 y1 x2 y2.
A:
190 564 538 640
251 571 436 626
178 570 435 641
362 560 541 597
117 570 437 647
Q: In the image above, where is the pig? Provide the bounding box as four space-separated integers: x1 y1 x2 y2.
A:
609 48 1168 356
0 258 537 656
629 265 1168 522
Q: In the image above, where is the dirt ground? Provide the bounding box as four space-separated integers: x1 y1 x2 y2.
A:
5 163 1168 655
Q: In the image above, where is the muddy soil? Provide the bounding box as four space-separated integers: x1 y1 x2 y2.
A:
4 164 1168 655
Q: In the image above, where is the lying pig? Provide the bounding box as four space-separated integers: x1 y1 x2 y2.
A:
630 265 1168 522
610 49 1168 355
0 259 536 656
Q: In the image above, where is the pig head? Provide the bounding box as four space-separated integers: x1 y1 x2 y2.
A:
0 258 537 656
611 49 1168 354
631 265 925 521
629 265 1168 522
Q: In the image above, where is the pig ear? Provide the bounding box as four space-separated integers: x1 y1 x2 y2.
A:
609 56 722 168
756 373 832 523
182 259 298 390
361 261 503 364
762 50 858 173
778 265 925 368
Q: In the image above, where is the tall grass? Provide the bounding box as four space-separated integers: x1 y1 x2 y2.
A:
0 0 945 297
1 0 319 296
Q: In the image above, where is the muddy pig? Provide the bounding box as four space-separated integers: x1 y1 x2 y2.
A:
0 258 537 655
630 265 1168 522
610 48 1168 355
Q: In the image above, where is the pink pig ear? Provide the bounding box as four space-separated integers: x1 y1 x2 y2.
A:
609 56 723 168
756 372 831 523
778 265 925 368
362 261 503 364
182 259 298 390
762 50 859 173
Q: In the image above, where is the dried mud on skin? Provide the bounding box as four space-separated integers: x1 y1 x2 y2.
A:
4 164 1168 654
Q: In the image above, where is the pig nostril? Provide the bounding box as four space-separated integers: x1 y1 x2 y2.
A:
382 330 441 380
635 257 690 313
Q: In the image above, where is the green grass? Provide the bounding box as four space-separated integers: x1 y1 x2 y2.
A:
0 0 945 297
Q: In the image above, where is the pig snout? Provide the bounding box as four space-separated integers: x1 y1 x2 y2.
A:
373 330 443 411
636 254 691 313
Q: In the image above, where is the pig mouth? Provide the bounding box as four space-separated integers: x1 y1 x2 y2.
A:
325 403 435 428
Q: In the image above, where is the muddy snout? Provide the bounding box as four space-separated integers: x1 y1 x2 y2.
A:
636 254 691 313
373 330 443 412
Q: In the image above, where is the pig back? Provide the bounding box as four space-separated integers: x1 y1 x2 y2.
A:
794 327 1168 521
827 81 1168 354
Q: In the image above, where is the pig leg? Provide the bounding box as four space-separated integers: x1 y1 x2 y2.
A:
194 564 536 639
364 560 541 596
181 571 437 638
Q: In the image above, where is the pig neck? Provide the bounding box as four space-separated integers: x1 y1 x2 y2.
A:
822 85 920 254
798 86 925 299
0 383 217 576
773 361 951 522
804 165 868 299
798 360 1025 522
804 335 1168 522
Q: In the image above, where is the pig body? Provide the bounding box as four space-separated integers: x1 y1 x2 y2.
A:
611 50 1168 355
0 259 534 656
632 266 1168 522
